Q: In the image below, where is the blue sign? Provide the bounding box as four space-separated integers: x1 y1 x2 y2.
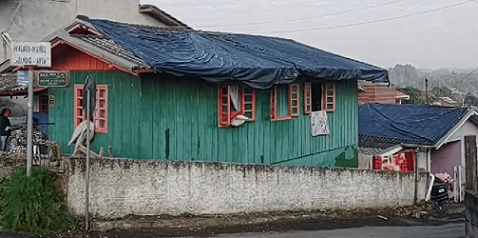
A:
16 70 29 87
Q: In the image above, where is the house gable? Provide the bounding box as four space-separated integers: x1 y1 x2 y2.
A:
50 41 116 71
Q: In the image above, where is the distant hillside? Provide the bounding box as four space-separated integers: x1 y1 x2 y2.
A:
388 64 478 106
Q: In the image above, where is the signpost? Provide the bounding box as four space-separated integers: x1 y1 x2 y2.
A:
16 71 29 87
37 71 70 87
10 42 51 67
10 42 51 177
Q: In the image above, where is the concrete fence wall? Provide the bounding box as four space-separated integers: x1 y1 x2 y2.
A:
66 158 428 219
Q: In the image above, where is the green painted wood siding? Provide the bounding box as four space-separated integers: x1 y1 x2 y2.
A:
138 74 358 167
48 71 358 167
48 71 142 157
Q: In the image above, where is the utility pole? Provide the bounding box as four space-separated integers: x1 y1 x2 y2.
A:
425 78 428 104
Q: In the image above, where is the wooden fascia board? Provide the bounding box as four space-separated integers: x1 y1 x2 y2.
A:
434 109 478 150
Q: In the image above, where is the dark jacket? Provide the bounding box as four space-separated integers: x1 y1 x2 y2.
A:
0 115 11 136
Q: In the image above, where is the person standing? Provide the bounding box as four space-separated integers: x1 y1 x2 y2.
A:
0 108 12 152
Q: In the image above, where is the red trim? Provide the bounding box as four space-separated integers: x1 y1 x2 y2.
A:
66 23 103 36
323 83 336 112
0 87 46 96
74 85 85 128
74 84 109 134
289 84 300 117
241 86 256 121
95 85 108 134
270 86 292 122
304 82 311 114
218 85 231 127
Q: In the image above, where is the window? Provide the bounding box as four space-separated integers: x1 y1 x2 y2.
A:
304 82 336 114
40 95 48 113
74 84 109 133
33 95 49 113
218 84 256 127
270 84 300 121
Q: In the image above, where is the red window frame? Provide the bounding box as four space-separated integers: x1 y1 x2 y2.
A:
241 86 256 121
304 82 312 114
270 84 300 121
74 84 109 134
218 84 256 128
323 83 336 112
289 84 300 116
303 82 336 114
95 85 108 134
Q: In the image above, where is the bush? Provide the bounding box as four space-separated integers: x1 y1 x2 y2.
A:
0 166 75 236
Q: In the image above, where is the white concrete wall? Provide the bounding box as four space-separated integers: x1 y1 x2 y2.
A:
66 158 429 219
0 0 167 63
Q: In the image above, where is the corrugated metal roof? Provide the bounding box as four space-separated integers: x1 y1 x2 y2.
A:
359 104 468 146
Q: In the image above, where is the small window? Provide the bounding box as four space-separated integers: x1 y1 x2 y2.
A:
270 84 300 121
304 82 336 114
33 95 48 113
218 84 256 127
39 95 48 113
74 84 109 133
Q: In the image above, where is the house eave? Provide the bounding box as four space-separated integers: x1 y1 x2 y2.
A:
434 108 478 150
138 4 190 29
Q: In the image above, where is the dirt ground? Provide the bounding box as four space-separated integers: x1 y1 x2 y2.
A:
44 202 464 238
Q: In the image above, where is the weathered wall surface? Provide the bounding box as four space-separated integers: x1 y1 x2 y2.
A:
67 158 428 219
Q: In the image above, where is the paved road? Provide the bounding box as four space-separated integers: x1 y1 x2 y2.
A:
216 222 465 238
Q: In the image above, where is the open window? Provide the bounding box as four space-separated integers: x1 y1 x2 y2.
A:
218 84 256 127
270 84 300 121
74 84 109 133
304 82 336 114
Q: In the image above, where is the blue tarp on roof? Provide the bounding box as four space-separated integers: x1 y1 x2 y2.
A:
85 18 389 89
359 104 468 146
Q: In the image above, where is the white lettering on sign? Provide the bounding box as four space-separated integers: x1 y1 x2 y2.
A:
10 42 51 67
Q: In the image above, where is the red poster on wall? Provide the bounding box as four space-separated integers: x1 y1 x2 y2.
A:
372 151 415 172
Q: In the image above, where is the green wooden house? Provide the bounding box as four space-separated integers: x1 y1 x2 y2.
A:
11 17 389 167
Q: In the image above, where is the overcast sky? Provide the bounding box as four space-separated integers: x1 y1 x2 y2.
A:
141 0 478 70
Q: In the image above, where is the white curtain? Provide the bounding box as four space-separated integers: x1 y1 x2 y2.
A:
230 85 240 111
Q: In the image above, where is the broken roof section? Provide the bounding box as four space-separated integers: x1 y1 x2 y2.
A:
359 104 474 147
81 17 389 89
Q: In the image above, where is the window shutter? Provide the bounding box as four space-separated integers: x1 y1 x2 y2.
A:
218 85 231 127
323 83 336 112
74 85 85 128
289 84 300 117
304 82 311 114
241 86 256 121
95 85 108 134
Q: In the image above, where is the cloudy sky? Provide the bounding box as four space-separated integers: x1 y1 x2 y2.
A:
141 0 478 69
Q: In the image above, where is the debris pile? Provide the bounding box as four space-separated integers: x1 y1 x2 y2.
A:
6 126 46 153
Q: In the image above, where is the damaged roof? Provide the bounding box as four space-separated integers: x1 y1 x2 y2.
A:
82 17 389 89
359 104 470 147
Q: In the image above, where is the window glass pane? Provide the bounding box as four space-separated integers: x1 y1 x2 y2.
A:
277 85 289 117
311 83 322 111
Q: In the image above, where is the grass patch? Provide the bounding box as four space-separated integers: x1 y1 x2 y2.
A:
0 166 75 236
